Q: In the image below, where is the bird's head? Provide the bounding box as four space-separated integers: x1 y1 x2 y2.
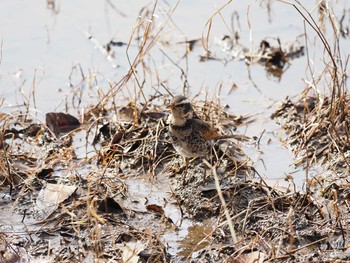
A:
166 95 194 125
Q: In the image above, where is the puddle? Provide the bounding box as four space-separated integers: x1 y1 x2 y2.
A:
123 176 218 259
0 196 38 262
123 176 181 220
177 224 214 259
123 175 194 257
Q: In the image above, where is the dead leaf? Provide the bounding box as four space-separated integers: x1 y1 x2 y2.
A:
97 197 124 214
46 112 80 136
36 168 54 179
236 251 267 263
146 204 164 215
122 241 146 263
111 130 124 145
36 183 77 219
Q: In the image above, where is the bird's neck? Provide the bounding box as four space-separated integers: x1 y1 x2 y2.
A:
171 117 187 126
171 111 194 126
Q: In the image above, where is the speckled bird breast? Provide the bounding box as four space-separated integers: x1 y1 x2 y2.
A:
169 119 211 158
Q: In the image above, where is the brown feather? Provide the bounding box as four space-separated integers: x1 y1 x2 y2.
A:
192 118 220 140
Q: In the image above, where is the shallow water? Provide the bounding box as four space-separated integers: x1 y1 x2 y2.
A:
1 0 349 260
0 0 315 185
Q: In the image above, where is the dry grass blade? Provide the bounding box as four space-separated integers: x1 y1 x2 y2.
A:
202 0 233 54
204 159 238 244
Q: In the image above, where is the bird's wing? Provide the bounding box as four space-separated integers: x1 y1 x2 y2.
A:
192 118 220 140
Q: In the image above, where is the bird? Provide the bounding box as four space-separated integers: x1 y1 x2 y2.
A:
166 95 221 176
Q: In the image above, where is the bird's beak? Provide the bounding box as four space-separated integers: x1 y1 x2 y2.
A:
166 104 175 110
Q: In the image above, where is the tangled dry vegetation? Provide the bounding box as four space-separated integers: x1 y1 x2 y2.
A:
270 2 350 261
0 93 254 262
1 1 350 262
2 92 348 262
272 4 349 183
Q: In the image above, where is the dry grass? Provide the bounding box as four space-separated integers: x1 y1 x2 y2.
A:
270 2 350 260
1 1 350 262
273 1 350 171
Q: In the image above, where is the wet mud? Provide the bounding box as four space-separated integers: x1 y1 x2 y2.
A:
1 1 350 262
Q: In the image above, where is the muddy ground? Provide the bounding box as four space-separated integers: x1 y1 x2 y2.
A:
1 94 350 262
1 1 350 263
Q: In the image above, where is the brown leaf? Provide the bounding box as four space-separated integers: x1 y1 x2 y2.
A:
97 197 124 214
46 112 81 136
35 183 77 219
146 204 164 215
36 168 54 179
111 130 124 145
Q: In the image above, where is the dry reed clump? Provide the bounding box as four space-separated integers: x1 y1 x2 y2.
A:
272 95 350 170
271 2 349 170
95 96 252 179
268 3 350 260
272 2 349 179
245 2 350 261
92 100 171 176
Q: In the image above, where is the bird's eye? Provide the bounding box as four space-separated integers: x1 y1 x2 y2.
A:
182 103 191 113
